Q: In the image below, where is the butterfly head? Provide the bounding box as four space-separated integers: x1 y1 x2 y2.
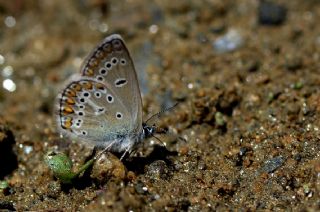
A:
142 122 156 138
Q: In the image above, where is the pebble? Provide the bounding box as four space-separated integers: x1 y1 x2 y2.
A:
46 181 61 199
0 200 14 211
260 156 285 173
214 112 226 127
285 54 303 71
0 180 10 195
135 181 148 194
145 160 169 180
90 153 126 183
212 29 244 53
258 1 287 25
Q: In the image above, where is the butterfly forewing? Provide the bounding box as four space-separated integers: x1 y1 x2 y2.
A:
58 79 132 146
80 34 143 134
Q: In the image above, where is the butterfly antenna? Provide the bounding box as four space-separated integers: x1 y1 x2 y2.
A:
145 102 179 124
152 135 166 147
156 129 187 143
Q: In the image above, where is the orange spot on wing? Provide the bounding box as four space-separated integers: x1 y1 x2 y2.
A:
95 83 105 90
66 98 75 105
85 68 94 76
64 118 73 129
63 106 74 115
89 58 98 67
66 89 76 97
95 50 105 58
103 43 112 53
73 84 82 91
83 82 93 90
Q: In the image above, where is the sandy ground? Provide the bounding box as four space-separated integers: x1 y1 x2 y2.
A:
0 0 320 211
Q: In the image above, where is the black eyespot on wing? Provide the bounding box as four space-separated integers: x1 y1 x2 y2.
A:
105 62 112 69
112 58 118 64
99 69 107 75
95 92 101 98
107 95 113 102
115 78 127 87
116 112 123 119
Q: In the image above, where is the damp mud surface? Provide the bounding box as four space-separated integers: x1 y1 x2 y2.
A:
1 0 320 211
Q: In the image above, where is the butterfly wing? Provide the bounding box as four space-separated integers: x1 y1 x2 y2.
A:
57 79 132 146
80 34 143 133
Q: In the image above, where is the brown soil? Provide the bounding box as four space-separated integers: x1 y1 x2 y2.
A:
0 0 320 211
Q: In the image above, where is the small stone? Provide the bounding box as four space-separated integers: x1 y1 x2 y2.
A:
239 147 248 156
258 1 287 26
0 200 15 211
127 171 136 181
260 156 285 173
243 58 261 72
214 112 226 127
145 160 169 180
90 153 126 183
291 82 303 90
135 181 148 194
212 29 244 53
285 54 303 71
0 180 10 195
47 181 61 199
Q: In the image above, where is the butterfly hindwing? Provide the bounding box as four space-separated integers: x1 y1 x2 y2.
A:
57 79 132 146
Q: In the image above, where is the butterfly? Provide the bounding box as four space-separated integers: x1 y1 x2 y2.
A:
56 34 164 160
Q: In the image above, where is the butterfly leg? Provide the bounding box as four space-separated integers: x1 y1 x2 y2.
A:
94 140 117 160
120 146 132 161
